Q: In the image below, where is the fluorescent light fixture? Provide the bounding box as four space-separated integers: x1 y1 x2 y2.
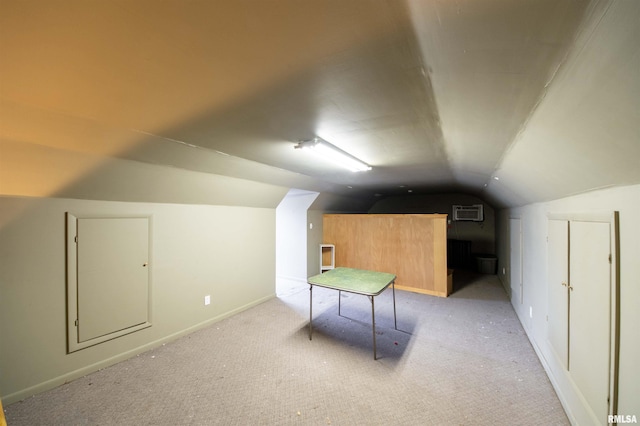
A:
295 138 371 172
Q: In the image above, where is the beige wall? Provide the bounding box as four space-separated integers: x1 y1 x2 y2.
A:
276 189 319 284
495 184 640 423
0 139 287 208
0 144 289 403
0 196 279 403
307 209 325 278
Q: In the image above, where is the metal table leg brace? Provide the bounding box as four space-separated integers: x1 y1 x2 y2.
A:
309 281 397 360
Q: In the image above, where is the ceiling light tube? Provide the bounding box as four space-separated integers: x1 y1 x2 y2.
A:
295 138 371 172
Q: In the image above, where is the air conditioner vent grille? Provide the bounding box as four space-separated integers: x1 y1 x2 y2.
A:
453 204 484 222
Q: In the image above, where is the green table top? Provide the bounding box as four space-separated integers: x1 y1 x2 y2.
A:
307 267 396 296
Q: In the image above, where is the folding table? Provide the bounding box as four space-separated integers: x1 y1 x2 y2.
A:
307 267 397 359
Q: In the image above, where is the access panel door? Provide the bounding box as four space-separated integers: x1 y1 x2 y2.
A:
510 218 523 305
547 219 569 369
67 214 151 352
569 220 611 422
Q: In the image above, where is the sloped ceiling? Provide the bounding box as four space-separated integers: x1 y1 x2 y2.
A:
1 0 638 208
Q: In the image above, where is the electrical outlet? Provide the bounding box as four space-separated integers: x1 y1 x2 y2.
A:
204 295 211 306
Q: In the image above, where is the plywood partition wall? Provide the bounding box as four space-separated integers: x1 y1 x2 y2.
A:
323 214 449 297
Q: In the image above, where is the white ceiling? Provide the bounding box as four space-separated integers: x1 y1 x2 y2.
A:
1 0 638 208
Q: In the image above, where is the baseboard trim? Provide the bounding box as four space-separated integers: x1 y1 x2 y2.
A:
2 294 275 405
276 275 308 284
513 309 577 425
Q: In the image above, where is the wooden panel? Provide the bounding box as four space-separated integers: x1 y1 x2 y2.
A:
433 218 447 293
323 214 449 296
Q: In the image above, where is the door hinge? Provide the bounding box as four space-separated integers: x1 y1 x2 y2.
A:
74 235 78 243
608 254 612 264
74 319 78 327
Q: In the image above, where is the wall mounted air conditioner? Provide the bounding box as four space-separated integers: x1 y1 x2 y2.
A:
452 204 484 222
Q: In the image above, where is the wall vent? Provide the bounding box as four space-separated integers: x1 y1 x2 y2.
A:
453 204 484 222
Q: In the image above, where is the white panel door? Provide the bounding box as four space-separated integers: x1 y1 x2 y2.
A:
569 220 611 422
547 219 569 368
77 217 149 342
510 218 523 305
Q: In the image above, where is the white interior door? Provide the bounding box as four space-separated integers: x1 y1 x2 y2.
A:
509 218 523 305
547 219 569 368
569 220 611 422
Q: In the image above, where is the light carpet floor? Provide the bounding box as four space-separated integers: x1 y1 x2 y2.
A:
4 272 568 425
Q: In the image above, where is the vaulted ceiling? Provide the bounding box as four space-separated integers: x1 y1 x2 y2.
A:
1 0 638 208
